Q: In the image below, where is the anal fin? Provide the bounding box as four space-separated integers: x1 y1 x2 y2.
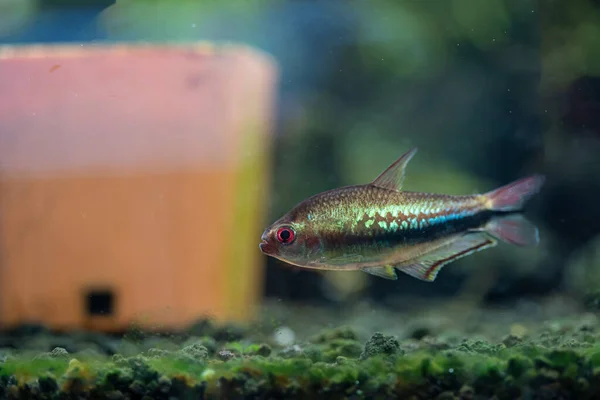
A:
397 233 497 282
362 265 398 280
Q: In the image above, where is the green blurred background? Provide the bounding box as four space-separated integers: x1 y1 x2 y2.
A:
2 0 600 310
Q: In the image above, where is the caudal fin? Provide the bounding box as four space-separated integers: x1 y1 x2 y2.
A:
485 214 539 246
485 174 545 212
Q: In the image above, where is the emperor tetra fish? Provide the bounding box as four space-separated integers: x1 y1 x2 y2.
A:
259 148 545 282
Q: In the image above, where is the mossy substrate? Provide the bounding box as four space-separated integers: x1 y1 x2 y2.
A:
1 297 600 399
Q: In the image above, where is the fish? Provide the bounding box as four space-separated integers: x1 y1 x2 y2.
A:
259 147 545 282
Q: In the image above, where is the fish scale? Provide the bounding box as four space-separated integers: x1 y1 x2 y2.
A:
296 186 489 264
303 186 483 237
259 147 545 282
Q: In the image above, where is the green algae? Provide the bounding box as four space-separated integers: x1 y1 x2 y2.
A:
3 304 600 398
360 332 402 360
2 327 600 399
243 343 272 357
1 357 69 381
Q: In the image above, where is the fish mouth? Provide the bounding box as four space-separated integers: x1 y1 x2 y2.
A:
259 240 275 255
259 241 269 253
259 230 274 255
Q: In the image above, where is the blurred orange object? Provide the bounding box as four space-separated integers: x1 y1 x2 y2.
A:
0 43 278 332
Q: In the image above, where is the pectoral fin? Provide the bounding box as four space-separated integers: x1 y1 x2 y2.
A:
397 233 497 282
361 265 398 280
323 254 364 266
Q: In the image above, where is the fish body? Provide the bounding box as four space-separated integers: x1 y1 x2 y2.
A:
259 148 545 281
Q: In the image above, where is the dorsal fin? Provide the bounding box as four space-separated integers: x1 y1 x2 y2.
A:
371 147 418 191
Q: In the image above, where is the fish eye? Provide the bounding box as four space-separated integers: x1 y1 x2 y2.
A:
276 226 295 244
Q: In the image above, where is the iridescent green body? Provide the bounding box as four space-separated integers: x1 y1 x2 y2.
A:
289 185 488 269
260 147 545 282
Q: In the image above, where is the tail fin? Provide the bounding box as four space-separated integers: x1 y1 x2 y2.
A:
484 174 545 212
485 214 539 246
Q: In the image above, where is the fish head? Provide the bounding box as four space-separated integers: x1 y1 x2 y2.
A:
259 211 322 266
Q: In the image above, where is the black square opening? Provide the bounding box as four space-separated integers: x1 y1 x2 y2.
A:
85 289 114 316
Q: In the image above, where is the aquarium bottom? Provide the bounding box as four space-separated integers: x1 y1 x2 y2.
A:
0 295 599 399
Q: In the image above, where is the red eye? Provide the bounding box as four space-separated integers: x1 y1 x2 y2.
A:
276 226 295 244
